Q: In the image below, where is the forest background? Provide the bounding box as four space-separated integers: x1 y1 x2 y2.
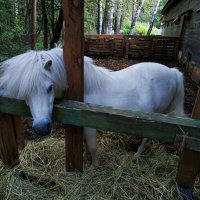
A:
0 0 167 61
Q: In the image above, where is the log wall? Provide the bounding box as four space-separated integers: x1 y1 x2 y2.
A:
84 35 179 61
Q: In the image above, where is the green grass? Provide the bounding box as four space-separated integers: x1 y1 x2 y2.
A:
123 21 161 35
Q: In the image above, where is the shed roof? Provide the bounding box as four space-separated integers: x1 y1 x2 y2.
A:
161 0 179 14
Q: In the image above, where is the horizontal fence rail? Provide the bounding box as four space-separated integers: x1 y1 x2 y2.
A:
0 97 200 143
84 35 179 61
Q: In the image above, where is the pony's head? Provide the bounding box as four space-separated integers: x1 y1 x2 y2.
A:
0 48 67 136
26 58 55 135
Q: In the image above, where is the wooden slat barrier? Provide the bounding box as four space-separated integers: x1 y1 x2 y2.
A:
84 35 179 61
0 114 24 167
0 97 200 144
176 87 200 190
2 94 200 199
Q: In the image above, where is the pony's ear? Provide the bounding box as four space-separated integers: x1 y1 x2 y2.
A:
44 60 52 71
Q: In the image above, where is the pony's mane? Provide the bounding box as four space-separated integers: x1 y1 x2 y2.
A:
0 47 66 99
84 56 113 93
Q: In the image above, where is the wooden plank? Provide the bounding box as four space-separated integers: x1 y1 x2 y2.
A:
176 148 200 188
0 114 19 167
192 88 200 118
13 116 25 150
174 135 200 152
84 35 179 60
62 0 84 171
113 40 124 57
1 98 200 143
176 87 200 189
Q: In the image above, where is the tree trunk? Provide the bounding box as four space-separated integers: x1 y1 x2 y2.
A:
31 0 37 50
25 0 31 34
129 0 146 35
50 7 63 48
13 0 19 25
147 0 161 36
41 0 48 49
114 0 122 34
129 0 137 35
102 0 114 34
98 0 103 34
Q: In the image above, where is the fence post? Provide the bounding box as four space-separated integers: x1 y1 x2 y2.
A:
13 116 25 150
62 0 84 171
0 114 20 167
176 88 200 193
124 37 129 59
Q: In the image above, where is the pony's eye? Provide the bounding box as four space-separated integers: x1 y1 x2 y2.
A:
47 85 53 93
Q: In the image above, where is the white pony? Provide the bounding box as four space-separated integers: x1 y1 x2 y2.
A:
0 47 185 169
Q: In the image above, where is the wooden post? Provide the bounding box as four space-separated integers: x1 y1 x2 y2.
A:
0 114 20 167
13 116 25 150
62 0 84 171
176 87 200 190
124 37 129 59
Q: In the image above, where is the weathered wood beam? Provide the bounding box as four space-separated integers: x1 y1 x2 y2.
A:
63 0 84 171
0 114 20 167
176 87 200 192
1 97 200 143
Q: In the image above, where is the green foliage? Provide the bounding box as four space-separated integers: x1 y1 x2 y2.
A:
0 0 168 60
133 0 168 29
134 22 149 35
0 25 29 61
123 21 160 35
84 6 97 34
0 0 30 61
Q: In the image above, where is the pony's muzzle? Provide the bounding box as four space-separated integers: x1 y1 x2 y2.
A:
32 118 52 136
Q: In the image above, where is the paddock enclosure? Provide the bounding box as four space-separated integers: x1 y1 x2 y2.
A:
1 0 200 200
0 58 200 200
84 35 179 61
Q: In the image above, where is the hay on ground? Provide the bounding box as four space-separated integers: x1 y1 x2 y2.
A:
0 131 199 200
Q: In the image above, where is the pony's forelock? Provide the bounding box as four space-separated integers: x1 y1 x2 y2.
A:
0 47 66 99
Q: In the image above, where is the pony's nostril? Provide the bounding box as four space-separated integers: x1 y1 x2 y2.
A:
33 120 51 135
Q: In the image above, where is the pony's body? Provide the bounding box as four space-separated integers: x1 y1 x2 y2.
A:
84 57 183 114
0 47 185 168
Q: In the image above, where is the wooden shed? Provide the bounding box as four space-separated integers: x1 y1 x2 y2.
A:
161 0 200 83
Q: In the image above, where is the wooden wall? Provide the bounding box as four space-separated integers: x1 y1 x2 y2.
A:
84 35 179 61
162 0 200 83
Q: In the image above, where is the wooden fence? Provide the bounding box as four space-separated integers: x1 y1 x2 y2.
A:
0 97 200 144
1 95 200 199
84 35 179 61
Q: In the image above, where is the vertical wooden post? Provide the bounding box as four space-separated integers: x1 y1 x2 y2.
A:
124 37 129 59
0 114 20 167
176 87 200 190
62 0 84 171
13 116 25 150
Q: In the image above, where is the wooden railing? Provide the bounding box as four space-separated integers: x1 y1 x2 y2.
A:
1 96 200 199
84 35 179 61
0 97 200 144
